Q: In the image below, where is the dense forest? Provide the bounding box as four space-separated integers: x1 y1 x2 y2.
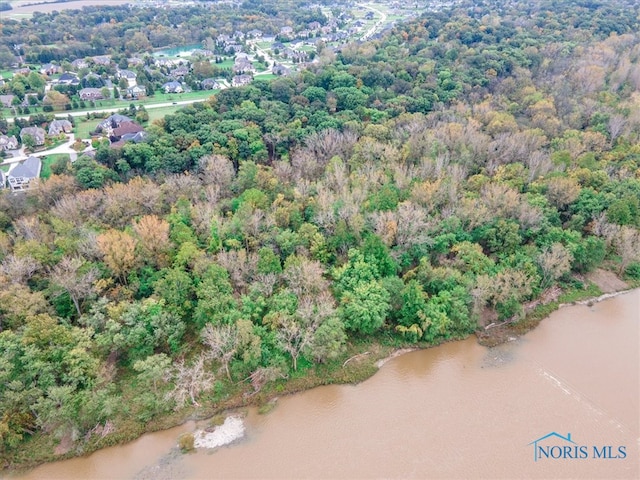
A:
2 0 640 470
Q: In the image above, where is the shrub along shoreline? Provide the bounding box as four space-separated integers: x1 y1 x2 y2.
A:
5 277 635 475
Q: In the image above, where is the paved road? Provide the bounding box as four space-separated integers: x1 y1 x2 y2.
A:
360 4 388 40
8 97 215 123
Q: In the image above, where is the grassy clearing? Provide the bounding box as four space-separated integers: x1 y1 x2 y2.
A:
40 154 69 179
74 118 97 140
217 59 235 69
254 74 277 82
147 105 184 122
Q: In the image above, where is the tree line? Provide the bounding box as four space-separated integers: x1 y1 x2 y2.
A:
1 0 640 467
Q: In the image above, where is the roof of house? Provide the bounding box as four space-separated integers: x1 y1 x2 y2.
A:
112 121 144 138
98 114 131 130
20 126 46 139
0 135 18 148
0 95 15 107
9 156 41 180
118 69 137 78
59 72 78 81
79 87 103 96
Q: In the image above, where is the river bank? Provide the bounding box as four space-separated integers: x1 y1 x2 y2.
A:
11 287 639 479
3 273 636 476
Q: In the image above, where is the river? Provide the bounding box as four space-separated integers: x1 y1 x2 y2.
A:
8 290 639 479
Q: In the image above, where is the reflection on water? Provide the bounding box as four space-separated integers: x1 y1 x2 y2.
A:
11 290 639 480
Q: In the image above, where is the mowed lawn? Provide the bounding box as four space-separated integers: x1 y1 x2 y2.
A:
74 118 99 140
40 154 70 179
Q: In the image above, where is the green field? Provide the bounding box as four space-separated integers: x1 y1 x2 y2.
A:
74 118 97 140
254 74 277 82
216 59 235 69
40 154 69 179
147 105 184 122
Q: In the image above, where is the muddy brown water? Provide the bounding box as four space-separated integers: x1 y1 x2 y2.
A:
8 290 639 479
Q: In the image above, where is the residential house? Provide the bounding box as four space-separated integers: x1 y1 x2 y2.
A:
283 48 308 62
19 127 46 146
40 63 62 76
57 72 80 86
224 43 243 54
48 119 73 136
280 26 294 38
71 59 89 70
162 81 183 93
155 58 181 68
111 121 143 140
92 55 112 66
0 135 19 151
233 30 245 40
297 29 311 39
232 74 252 87
116 69 137 87
126 85 147 99
233 58 255 74
170 66 190 78
272 63 291 76
271 41 286 51
96 114 132 137
308 21 321 31
201 78 222 90
127 57 144 67
13 68 31 77
217 34 232 45
247 29 263 38
0 95 16 108
79 88 105 100
7 156 41 191
110 131 147 149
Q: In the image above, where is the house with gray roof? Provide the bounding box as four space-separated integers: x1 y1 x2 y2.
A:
116 69 137 87
232 74 253 87
71 59 89 70
48 119 73 136
96 114 132 136
8 156 41 191
79 88 105 100
162 81 183 93
201 78 222 90
0 135 18 151
126 85 147 99
19 127 46 146
0 95 15 108
57 72 80 86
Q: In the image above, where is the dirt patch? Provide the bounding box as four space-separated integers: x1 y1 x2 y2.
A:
54 434 72 456
586 269 628 293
